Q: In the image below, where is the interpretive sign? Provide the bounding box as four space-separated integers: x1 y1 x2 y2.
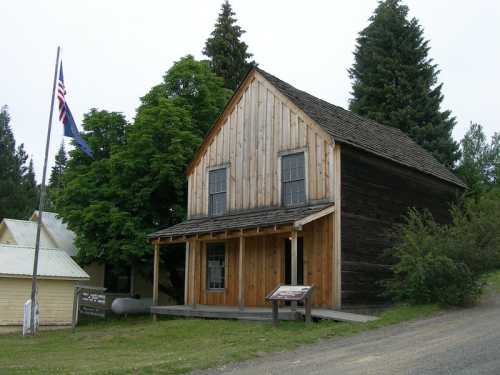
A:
266 285 314 301
266 284 315 327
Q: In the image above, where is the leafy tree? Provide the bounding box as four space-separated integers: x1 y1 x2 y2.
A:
0 105 37 220
456 123 499 197
55 57 230 268
203 0 255 90
348 0 459 168
53 109 130 265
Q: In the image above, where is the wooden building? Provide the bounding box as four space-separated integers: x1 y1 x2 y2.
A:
0 244 89 326
148 68 465 312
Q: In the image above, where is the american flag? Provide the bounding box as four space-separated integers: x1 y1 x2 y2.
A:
56 62 93 157
57 65 68 124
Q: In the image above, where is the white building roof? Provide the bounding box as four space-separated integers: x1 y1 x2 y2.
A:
30 211 77 257
0 244 89 280
0 219 57 249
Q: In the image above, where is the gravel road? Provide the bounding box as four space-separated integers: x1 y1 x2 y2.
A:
194 294 500 375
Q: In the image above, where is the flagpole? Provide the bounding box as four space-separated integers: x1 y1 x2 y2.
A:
29 46 61 336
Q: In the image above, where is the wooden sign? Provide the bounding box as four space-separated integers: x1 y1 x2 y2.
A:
265 284 315 327
266 285 314 301
72 285 107 331
80 291 106 306
79 305 106 318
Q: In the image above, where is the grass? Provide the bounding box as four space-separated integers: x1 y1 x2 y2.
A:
3 270 500 374
0 304 440 375
482 269 500 293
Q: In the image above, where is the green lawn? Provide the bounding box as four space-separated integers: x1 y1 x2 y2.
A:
0 305 439 375
2 271 499 375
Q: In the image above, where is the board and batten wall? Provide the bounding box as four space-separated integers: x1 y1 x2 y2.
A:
0 278 76 325
186 214 334 308
187 71 336 218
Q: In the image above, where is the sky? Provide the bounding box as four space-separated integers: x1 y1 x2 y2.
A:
1 0 499 181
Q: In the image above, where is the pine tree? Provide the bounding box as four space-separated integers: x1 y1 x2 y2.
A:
203 0 255 90
348 0 459 168
0 105 37 219
49 142 68 188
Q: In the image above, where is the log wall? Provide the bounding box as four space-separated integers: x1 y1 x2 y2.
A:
340 145 463 306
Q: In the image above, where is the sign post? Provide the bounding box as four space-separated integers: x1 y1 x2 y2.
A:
72 285 107 332
265 284 315 327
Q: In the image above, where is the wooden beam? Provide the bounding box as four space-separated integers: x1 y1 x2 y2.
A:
156 224 295 244
191 240 197 308
238 236 245 310
184 242 190 305
293 204 335 230
333 143 342 309
152 240 160 312
291 230 298 311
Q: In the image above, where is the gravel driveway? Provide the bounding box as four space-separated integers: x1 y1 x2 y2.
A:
195 294 500 375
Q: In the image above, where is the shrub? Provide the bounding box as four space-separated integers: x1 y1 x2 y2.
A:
445 189 500 274
384 197 499 306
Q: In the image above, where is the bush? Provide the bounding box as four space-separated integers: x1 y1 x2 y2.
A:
385 188 500 306
387 251 481 306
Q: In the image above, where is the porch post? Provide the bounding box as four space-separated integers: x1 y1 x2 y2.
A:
238 236 245 310
184 241 190 305
291 230 298 311
191 240 197 309
152 240 160 320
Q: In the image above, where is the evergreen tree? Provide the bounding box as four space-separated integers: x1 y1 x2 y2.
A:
0 105 37 220
456 123 499 197
49 142 68 188
203 0 255 90
348 0 459 168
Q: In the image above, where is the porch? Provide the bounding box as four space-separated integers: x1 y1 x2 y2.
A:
148 203 341 313
150 304 378 323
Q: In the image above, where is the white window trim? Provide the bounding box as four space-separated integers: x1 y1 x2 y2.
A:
278 148 309 207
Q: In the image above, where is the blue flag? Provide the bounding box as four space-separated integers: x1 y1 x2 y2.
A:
57 63 93 157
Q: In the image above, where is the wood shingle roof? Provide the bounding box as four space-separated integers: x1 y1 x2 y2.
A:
256 68 465 188
148 203 332 239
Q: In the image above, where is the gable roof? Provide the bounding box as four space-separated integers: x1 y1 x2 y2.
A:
255 68 465 188
0 219 56 249
30 211 77 257
0 244 88 280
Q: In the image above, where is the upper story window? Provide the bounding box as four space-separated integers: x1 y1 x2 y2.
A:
282 152 306 206
209 168 227 216
207 243 225 290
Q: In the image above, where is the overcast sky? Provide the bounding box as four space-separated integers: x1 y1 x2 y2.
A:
1 0 499 181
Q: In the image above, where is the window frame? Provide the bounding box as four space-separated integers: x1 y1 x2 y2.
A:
280 150 307 207
206 243 226 291
208 166 228 217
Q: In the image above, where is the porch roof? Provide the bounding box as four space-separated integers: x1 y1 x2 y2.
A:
148 203 334 241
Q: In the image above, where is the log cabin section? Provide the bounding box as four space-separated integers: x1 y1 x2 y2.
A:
148 67 465 315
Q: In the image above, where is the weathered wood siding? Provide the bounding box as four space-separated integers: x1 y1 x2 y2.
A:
0 278 75 325
187 72 335 218
186 214 335 308
340 146 463 306
302 214 334 307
